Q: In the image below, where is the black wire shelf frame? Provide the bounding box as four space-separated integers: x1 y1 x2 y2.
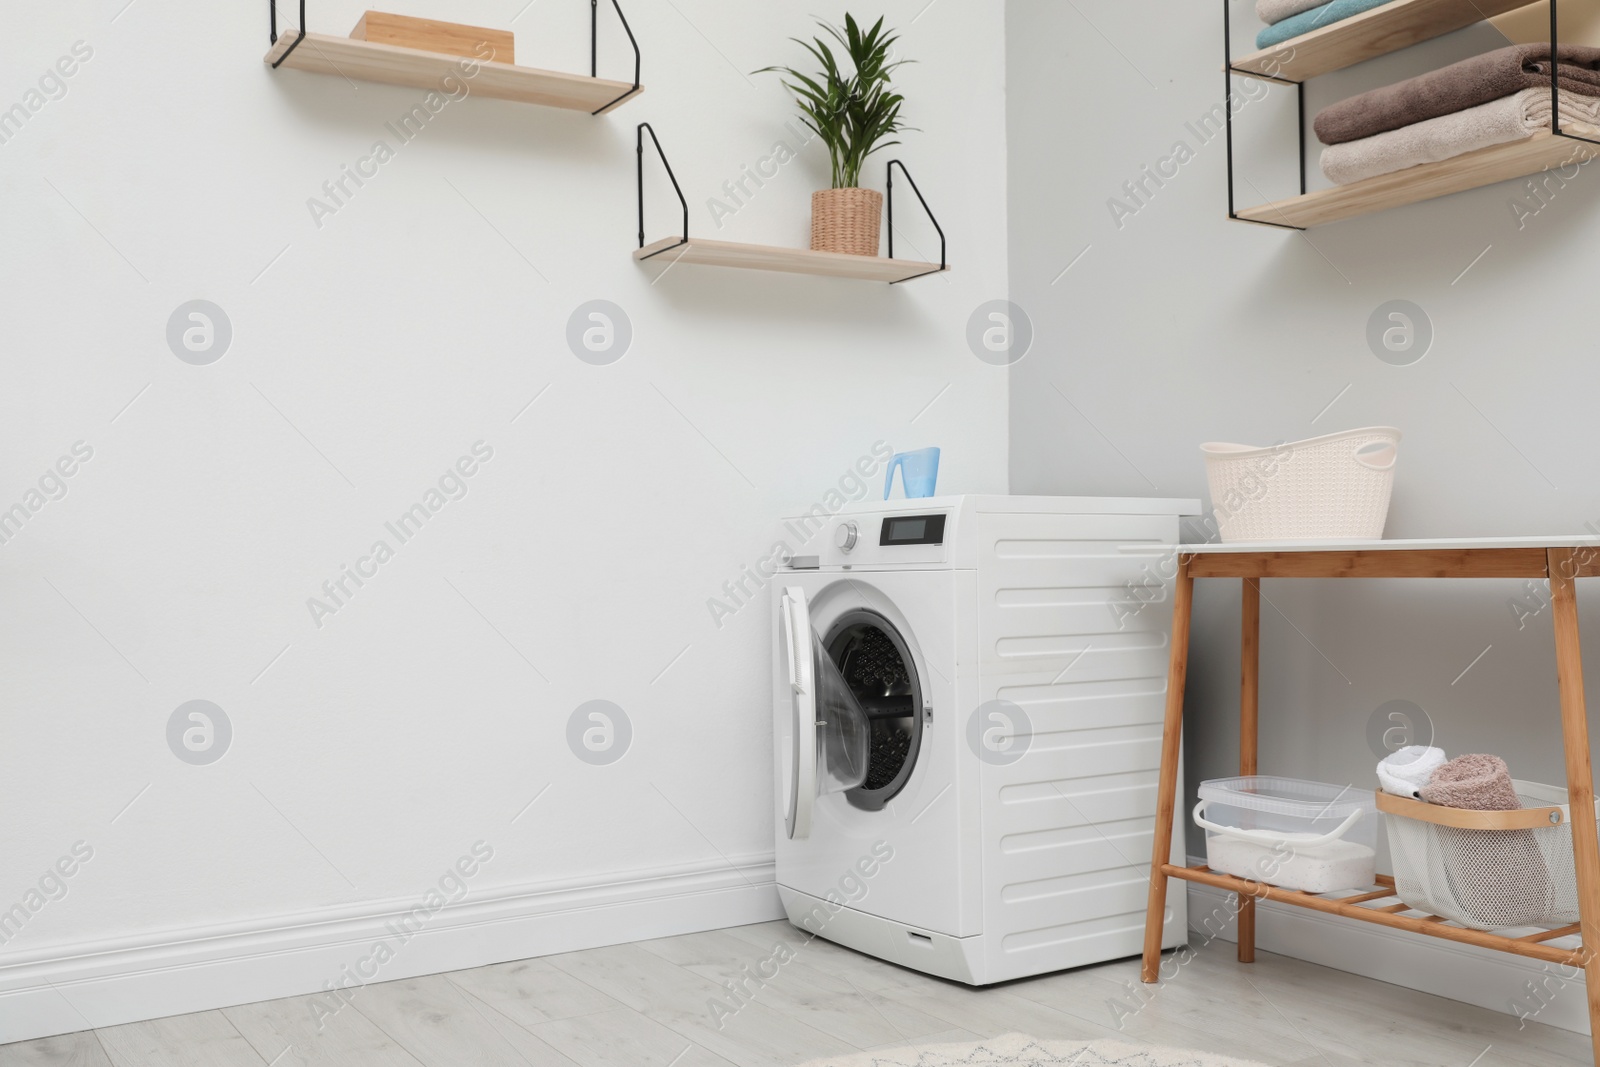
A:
269 0 307 67
636 123 948 283
1222 0 1306 231
270 0 641 115
887 160 948 282
636 122 689 258
1223 0 1599 230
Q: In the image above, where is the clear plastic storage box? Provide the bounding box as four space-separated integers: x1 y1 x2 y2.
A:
1195 776 1378 893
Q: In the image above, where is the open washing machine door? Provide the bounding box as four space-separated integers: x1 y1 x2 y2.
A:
779 587 871 839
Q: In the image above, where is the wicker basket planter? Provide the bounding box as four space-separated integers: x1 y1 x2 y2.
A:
811 188 884 256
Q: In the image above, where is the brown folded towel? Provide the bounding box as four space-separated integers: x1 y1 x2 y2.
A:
1315 44 1600 145
1420 754 1523 810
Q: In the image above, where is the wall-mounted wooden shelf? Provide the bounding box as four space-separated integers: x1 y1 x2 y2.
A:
264 2 642 115
265 33 642 112
633 124 949 285
1232 0 1540 83
1234 123 1600 228
635 238 947 283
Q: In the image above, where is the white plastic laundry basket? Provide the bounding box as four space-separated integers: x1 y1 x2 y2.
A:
1201 427 1401 542
1385 780 1598 930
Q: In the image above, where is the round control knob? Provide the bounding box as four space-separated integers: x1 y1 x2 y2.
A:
835 522 859 552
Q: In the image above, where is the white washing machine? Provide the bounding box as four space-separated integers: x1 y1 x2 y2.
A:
772 495 1197 985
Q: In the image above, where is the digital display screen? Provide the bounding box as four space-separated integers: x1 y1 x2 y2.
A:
880 514 947 546
889 519 926 540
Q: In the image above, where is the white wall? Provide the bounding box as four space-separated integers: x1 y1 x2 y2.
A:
1008 0 1600 842
0 0 1009 1039
1008 0 1600 1027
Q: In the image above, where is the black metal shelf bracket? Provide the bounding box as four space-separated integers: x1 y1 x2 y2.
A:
1223 0 1307 231
886 160 948 283
269 0 307 68
1548 3 1600 150
637 123 690 259
591 0 643 115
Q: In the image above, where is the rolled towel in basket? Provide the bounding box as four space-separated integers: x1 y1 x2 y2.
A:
1377 745 1447 799
1421 754 1523 810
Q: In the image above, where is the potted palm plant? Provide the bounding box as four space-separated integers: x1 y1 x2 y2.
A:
758 15 913 257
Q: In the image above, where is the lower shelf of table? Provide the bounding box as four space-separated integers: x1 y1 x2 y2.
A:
1165 863 1585 966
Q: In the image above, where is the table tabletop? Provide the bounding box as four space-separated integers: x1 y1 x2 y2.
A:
1181 535 1600 554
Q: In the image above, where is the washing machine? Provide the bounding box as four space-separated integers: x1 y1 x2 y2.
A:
772 495 1198 985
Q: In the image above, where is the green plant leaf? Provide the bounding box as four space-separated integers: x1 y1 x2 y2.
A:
753 13 915 190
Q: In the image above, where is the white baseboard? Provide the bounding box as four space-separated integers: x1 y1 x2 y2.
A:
9 853 1582 1045
0 853 783 1045
1184 874 1589 1037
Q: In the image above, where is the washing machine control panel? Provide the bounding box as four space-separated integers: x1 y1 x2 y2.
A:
801 509 951 568
878 513 947 547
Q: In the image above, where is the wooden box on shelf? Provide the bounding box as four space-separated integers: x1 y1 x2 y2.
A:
350 11 515 64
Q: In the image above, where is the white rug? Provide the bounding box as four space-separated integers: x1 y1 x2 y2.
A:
799 1034 1272 1066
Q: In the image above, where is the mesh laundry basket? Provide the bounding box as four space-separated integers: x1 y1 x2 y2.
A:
1201 427 1401 542
1383 781 1596 930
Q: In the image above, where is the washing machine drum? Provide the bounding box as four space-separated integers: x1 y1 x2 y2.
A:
779 588 926 840
824 611 923 810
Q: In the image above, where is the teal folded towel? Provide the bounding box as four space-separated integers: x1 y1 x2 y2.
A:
1256 0 1396 49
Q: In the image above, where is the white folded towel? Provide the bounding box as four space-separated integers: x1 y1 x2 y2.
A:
1322 88 1600 186
1257 0 1331 24
1377 745 1448 799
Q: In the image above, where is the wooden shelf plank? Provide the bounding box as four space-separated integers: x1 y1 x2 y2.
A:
1340 886 1401 904
1520 922 1584 942
1232 0 1541 82
264 33 641 114
1165 864 1588 965
634 237 948 283
1235 125 1600 228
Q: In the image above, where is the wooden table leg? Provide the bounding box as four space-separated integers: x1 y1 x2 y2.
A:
1143 556 1194 983
1238 577 1261 964
1547 548 1600 1066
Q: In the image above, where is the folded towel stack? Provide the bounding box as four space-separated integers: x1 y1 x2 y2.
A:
1257 0 1333 24
1317 45 1600 184
1256 0 1396 50
1323 89 1600 184
1317 45 1600 144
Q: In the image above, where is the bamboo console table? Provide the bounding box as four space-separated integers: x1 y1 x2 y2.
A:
1140 538 1600 1061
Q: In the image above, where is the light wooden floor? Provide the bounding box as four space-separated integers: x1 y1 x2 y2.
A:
1 920 1590 1067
